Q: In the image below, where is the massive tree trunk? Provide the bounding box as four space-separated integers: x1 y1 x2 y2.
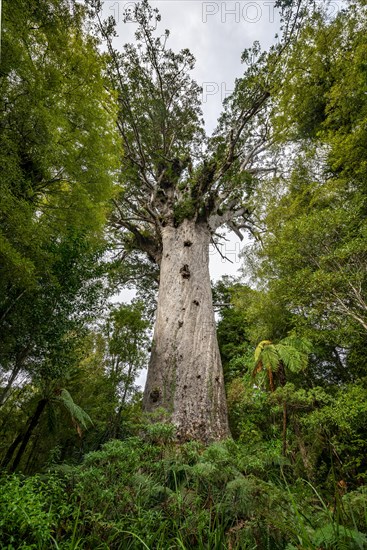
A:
143 220 230 442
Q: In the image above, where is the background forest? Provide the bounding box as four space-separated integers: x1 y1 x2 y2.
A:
0 0 367 548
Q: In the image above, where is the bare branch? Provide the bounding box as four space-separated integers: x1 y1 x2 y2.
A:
211 238 234 264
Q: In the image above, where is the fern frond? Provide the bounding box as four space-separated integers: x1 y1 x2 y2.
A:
276 344 307 373
57 389 93 430
281 336 312 355
259 344 280 372
312 523 367 549
254 340 273 363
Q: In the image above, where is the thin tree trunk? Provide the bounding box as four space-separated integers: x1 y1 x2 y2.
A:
0 367 21 407
294 421 314 479
113 406 123 439
24 429 41 474
143 220 230 442
1 431 25 470
0 346 30 407
0 289 26 325
282 402 287 456
7 399 47 472
114 369 132 439
0 387 28 435
278 362 287 456
267 368 275 392
120 362 134 404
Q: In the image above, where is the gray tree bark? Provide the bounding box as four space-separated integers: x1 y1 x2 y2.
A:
143 220 230 442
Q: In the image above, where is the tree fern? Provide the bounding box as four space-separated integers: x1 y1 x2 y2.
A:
253 336 312 381
56 389 93 431
253 336 312 455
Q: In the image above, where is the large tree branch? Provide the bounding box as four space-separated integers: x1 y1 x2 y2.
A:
213 90 271 189
116 219 162 263
331 294 367 333
208 205 248 235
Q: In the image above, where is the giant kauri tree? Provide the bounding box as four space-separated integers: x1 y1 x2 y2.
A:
92 0 306 441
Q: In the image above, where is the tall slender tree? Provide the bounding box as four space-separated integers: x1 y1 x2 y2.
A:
0 0 119 404
251 1 367 344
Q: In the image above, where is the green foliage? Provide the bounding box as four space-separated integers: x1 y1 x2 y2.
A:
0 474 68 549
254 336 311 379
96 0 205 271
107 301 150 385
253 1 367 348
2 434 366 549
143 421 176 446
343 487 367 533
173 197 197 225
0 0 120 446
221 0 367 496
0 0 119 293
304 382 367 483
214 279 252 381
311 523 367 549
0 297 151 473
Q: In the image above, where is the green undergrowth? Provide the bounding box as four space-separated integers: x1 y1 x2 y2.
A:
1 424 366 549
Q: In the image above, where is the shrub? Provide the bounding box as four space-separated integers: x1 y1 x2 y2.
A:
0 474 66 549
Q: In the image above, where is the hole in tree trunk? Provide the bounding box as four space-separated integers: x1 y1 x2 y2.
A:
193 300 199 306
184 240 192 247
180 264 190 279
150 388 160 403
